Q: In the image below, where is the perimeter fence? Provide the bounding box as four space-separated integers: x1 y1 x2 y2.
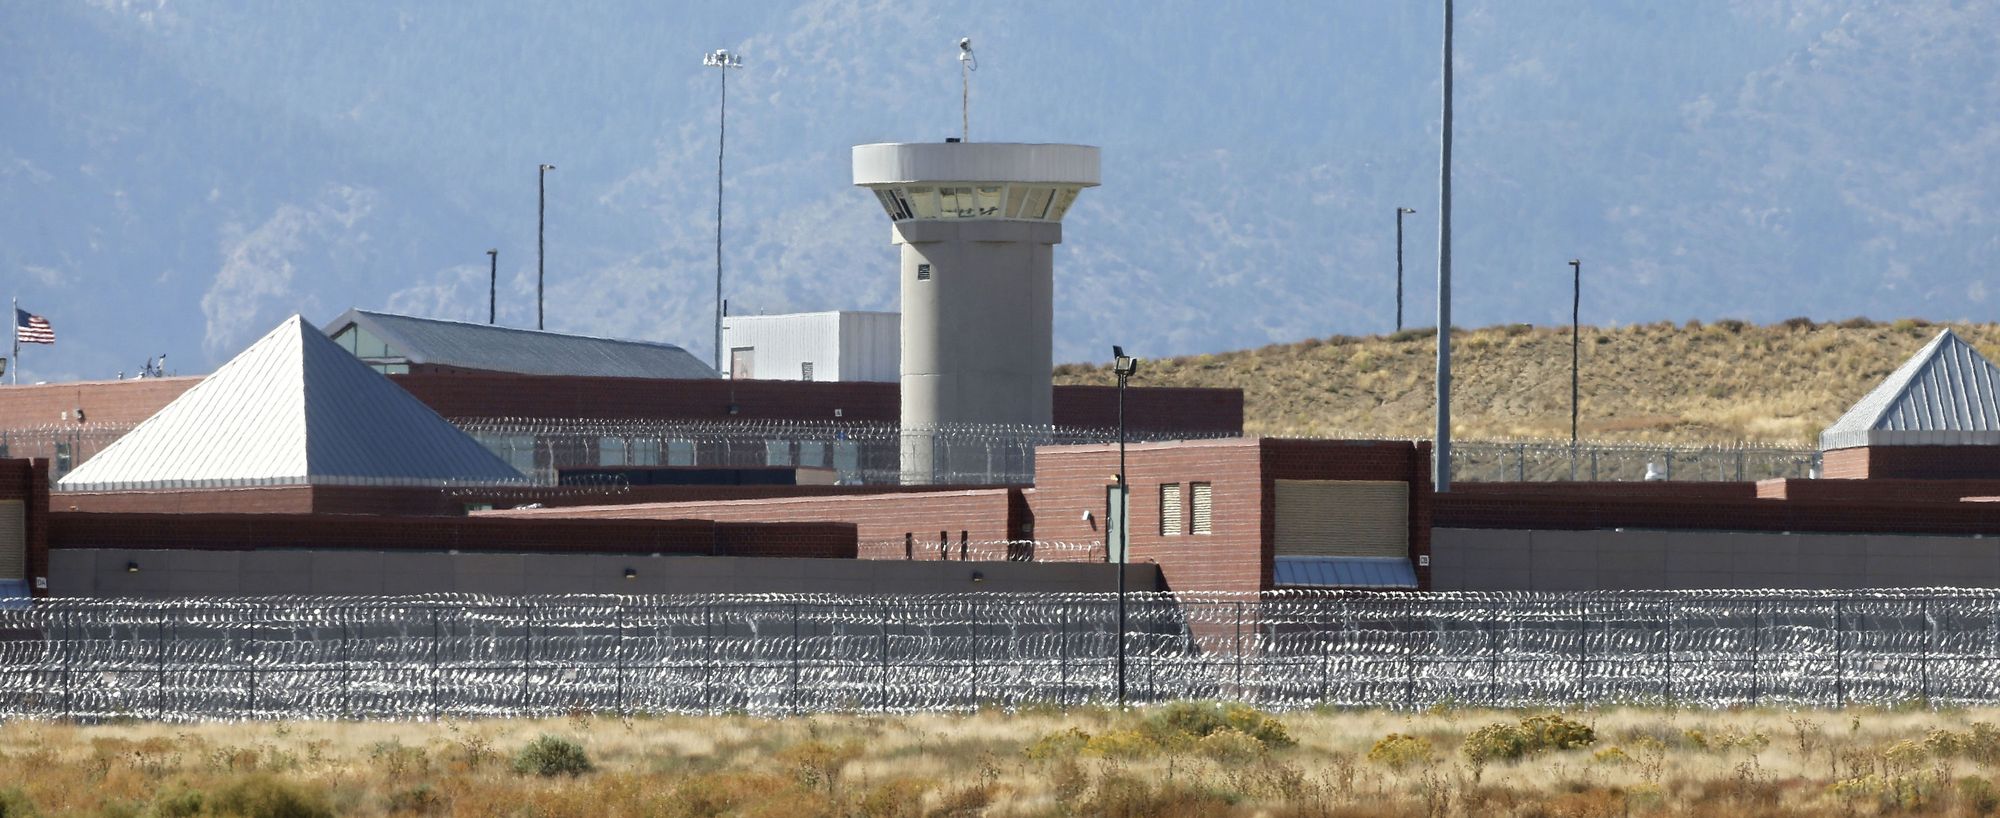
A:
0 589 1991 721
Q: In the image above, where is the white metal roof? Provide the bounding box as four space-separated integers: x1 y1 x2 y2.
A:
1820 328 2000 450
852 143 1101 187
324 309 718 380
57 315 530 491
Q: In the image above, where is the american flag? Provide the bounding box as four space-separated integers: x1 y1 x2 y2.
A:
14 309 53 345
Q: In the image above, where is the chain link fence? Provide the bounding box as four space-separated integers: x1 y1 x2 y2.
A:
0 589 1990 720
8 420 1821 486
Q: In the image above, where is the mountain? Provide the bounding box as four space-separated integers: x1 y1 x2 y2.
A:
2 1 1995 383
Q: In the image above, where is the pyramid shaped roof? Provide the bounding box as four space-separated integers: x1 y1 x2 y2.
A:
58 316 529 491
1821 329 2000 450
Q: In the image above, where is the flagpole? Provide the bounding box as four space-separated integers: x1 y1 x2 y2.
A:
10 296 17 385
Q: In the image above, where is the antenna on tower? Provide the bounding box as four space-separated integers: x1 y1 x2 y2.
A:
958 37 977 142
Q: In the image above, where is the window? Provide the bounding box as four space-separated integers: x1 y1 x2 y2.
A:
629 438 661 467
597 437 626 467
801 362 815 381
975 186 1004 217
1020 187 1054 220
1159 483 1183 536
1191 482 1213 535
916 263 932 281
667 440 695 466
1047 187 1081 221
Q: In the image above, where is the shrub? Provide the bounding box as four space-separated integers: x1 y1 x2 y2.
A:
1025 727 1093 761
1367 733 1434 771
148 789 204 818
0 789 35 818
1143 702 1294 750
1780 316 1816 330
1593 746 1631 765
1836 316 1877 329
512 735 592 777
1194 728 1266 762
1714 318 1749 333
1925 722 2000 764
1388 327 1437 343
1959 775 2000 814
1082 729 1158 758
1460 723 1531 764
207 776 333 818
1520 713 1596 751
1891 318 1931 332
1462 714 1596 764
385 784 443 815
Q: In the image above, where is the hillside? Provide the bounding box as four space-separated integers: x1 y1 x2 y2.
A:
1055 319 2000 446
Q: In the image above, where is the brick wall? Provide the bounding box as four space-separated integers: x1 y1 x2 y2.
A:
1456 481 1759 500
0 459 50 596
1756 478 2000 503
49 512 856 558
1823 446 2000 480
1261 439 1433 590
0 374 1242 435
479 489 1019 559
59 487 318 514
1029 439 1269 594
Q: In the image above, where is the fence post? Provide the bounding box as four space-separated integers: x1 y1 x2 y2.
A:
155 617 165 720
62 610 73 720
1921 597 1933 704
341 613 352 719
879 602 891 712
790 602 802 715
614 605 626 715
703 602 715 714
520 606 532 716
429 607 440 720
1834 599 1845 709
1664 600 1676 705
1234 601 1245 703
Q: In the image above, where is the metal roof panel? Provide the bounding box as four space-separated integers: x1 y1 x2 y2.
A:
1821 329 2000 450
325 309 717 380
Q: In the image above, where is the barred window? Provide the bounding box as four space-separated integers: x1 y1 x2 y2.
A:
1191 482 1213 535
1160 483 1183 536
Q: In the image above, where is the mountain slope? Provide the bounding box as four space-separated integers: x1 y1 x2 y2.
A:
1055 319 2000 446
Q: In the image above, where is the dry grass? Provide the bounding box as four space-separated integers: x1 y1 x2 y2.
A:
8 704 2000 816
1055 318 2000 445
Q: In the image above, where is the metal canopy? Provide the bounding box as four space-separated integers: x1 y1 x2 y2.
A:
57 315 530 491
1272 556 1420 589
1821 329 2000 451
324 308 717 380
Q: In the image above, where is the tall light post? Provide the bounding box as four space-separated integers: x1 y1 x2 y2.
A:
1434 0 1455 493
486 249 498 325
1111 345 1139 707
1395 207 1415 333
705 48 743 374
538 163 554 330
1569 258 1582 470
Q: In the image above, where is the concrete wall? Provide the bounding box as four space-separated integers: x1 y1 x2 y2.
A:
1433 527 2000 591
50 548 1161 597
720 312 899 383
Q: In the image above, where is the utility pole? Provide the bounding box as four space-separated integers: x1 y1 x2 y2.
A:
1111 346 1139 708
705 48 743 373
1434 0 1455 493
1396 207 1415 333
486 250 498 324
538 164 554 330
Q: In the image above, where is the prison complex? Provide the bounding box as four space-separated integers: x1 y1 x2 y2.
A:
2 141 1999 602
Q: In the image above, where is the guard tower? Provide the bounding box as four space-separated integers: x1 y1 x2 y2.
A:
853 142 1100 483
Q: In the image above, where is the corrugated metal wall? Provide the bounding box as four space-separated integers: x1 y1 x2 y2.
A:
1273 479 1409 558
721 312 898 383
0 500 23 580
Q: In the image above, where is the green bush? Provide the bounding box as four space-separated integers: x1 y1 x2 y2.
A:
148 788 204 818
385 784 443 815
1461 713 1596 764
512 735 592 777
1367 733 1434 771
1024 727 1094 761
0 788 35 818
207 775 333 818
1143 701 1294 751
1194 728 1266 762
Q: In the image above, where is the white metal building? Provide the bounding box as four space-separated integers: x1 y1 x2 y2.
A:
720 311 898 382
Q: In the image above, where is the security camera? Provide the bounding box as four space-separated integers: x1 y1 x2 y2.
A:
960 38 971 50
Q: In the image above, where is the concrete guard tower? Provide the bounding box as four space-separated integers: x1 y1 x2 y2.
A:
853 142 1100 484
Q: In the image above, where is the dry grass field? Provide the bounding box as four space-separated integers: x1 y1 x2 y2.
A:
1056 318 2000 445
7 704 2000 816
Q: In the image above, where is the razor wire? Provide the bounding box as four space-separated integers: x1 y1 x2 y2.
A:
2 589 1996 721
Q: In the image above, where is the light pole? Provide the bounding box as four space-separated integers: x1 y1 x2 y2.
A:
705 48 743 374
486 249 498 325
1434 0 1455 493
1111 345 1139 707
1396 207 1415 333
1570 258 1582 467
538 163 554 330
